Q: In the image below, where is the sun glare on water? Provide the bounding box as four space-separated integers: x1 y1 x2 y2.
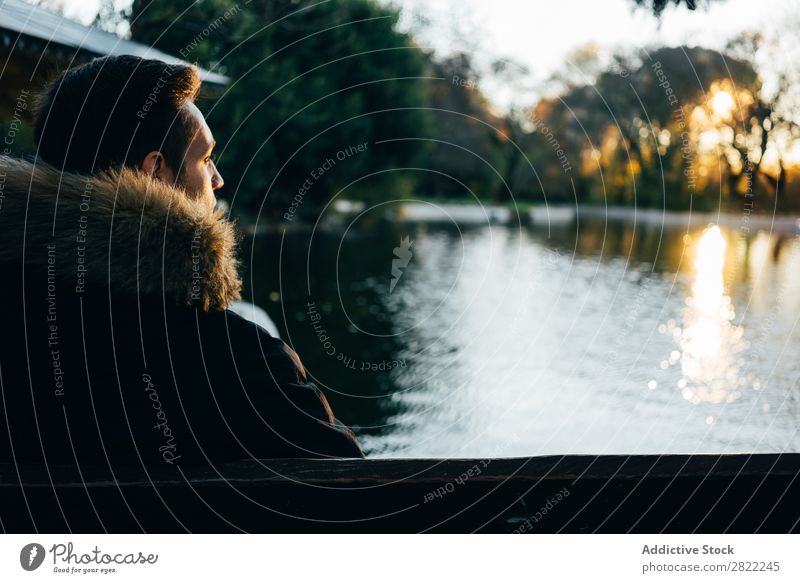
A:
676 225 746 404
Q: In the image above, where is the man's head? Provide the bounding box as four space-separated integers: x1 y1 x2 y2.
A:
34 55 223 209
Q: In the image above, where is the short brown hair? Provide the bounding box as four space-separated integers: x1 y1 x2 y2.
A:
34 55 201 175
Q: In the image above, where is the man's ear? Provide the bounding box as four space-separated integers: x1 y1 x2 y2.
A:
140 151 174 182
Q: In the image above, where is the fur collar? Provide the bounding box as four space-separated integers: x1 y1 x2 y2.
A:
0 156 242 310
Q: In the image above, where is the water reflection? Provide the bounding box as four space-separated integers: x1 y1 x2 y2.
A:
243 215 800 457
676 226 745 404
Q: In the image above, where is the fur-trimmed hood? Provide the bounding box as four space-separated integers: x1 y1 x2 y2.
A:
0 156 241 310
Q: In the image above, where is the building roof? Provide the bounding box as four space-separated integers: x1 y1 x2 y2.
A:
0 0 229 85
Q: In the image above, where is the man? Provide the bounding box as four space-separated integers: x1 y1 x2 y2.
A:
0 55 364 471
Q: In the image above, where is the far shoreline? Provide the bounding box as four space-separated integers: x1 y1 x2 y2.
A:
238 200 800 235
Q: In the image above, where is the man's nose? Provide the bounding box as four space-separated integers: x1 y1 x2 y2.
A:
211 162 224 190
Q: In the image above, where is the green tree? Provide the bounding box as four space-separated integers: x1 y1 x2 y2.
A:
130 0 432 222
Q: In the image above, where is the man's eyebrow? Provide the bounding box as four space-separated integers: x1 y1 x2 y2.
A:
207 140 217 152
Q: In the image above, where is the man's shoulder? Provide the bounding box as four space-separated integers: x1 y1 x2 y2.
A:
193 306 287 352
196 307 307 383
203 306 279 338
132 299 282 346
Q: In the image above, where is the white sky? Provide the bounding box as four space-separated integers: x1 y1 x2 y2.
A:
390 0 793 67
390 0 798 99
58 0 799 105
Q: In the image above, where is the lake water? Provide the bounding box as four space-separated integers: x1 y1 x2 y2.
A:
243 209 800 458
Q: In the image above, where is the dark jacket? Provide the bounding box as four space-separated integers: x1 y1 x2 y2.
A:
0 156 364 470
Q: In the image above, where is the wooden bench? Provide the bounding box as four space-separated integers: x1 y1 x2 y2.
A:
1 454 798 532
